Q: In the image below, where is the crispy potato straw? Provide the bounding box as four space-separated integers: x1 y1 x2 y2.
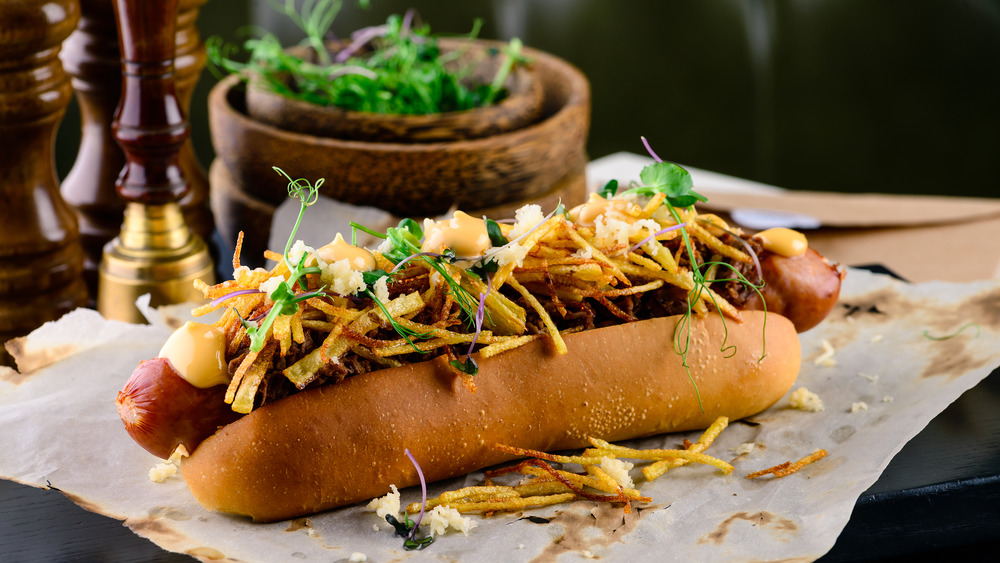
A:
746 449 829 479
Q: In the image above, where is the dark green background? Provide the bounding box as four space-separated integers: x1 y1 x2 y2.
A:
55 0 1000 198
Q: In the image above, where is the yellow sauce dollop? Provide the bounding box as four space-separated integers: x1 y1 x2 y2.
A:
317 233 377 272
158 321 229 388
754 227 808 258
568 193 637 227
421 211 491 257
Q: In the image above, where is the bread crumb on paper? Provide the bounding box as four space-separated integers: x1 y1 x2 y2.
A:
789 387 825 412
732 442 756 456
871 334 884 343
813 340 837 367
349 553 367 562
850 402 869 413
882 396 894 403
426 505 477 536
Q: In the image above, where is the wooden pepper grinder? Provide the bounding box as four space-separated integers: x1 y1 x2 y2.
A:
96 0 214 323
0 0 89 366
60 0 213 299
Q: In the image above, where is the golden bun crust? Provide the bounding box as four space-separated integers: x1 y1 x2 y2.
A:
181 311 800 522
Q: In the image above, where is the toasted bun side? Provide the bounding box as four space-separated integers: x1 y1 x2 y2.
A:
181 310 799 522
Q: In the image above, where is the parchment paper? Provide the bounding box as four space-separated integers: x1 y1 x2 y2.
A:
2 266 999 562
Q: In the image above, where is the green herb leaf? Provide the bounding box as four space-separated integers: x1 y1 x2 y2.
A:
384 514 411 537
383 218 424 263
485 218 508 247
403 536 435 550
362 269 393 286
469 258 499 279
628 162 707 208
597 179 619 199
449 356 479 375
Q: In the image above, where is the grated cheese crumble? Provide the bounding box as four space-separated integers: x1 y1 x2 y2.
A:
366 484 400 520
426 505 477 537
509 204 545 240
789 387 825 412
373 276 390 303
258 275 286 302
321 258 367 296
491 241 529 268
600 457 635 489
850 402 869 413
148 449 184 483
287 240 315 267
732 442 756 455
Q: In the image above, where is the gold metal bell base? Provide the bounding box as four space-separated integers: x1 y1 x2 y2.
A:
97 202 214 324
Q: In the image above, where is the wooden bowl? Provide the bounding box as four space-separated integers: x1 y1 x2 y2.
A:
244 38 546 143
207 43 590 218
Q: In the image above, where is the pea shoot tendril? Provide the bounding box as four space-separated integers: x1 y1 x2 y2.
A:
623 137 769 411
238 168 325 352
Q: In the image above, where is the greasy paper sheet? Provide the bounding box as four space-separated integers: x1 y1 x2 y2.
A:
2 268 999 562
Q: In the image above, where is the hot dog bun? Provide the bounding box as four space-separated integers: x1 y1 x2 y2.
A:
181 310 799 522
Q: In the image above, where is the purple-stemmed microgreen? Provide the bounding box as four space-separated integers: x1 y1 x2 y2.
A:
622 223 689 256
384 449 435 550
209 288 263 308
450 273 491 375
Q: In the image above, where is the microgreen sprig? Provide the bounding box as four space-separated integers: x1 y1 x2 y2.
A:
629 138 767 411
450 273 492 375
360 268 433 353
382 449 435 550
237 168 325 352
208 1 526 116
354 219 482 327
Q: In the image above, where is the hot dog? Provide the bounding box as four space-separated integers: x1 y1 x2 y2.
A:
116 162 841 521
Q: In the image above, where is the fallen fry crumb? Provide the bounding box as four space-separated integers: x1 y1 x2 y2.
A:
746 449 828 479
